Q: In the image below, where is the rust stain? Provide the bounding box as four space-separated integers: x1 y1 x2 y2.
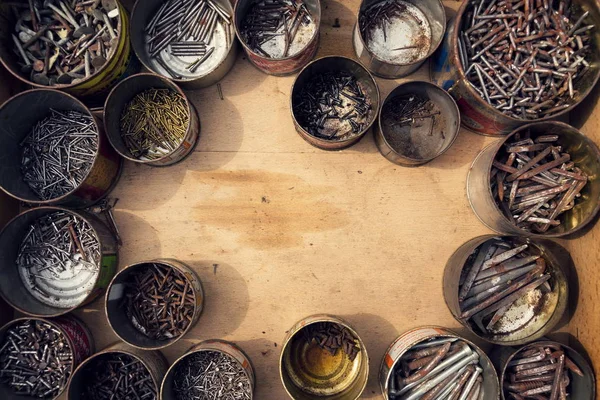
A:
191 170 348 249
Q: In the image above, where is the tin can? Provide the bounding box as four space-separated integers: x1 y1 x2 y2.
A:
161 339 256 399
0 0 136 101
104 73 201 166
0 89 122 208
379 326 499 400
234 0 321 76
0 315 95 400
130 0 238 89
280 314 369 400
0 206 119 318
105 258 205 350
353 0 446 79
467 122 600 237
429 0 600 136
494 340 595 400
443 235 570 346
375 80 460 166
67 341 167 400
291 56 381 150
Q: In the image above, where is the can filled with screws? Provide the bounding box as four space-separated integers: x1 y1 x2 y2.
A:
379 326 499 400
375 81 460 166
353 0 446 79
105 259 204 350
0 315 94 400
161 339 255 400
0 0 135 99
104 73 200 166
291 56 380 150
280 314 369 399
234 0 321 75
430 0 600 135
0 89 121 208
496 340 595 400
67 341 167 400
443 235 570 346
467 122 600 237
0 206 118 317
130 0 238 89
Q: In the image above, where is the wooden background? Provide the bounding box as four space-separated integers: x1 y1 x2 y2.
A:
0 0 599 398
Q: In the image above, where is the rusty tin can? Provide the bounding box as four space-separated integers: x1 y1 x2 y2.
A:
0 206 118 318
0 0 136 101
0 315 95 400
494 340 595 400
234 0 321 76
429 0 600 136
379 326 499 400
375 80 460 166
105 258 205 350
161 339 256 399
104 73 201 166
280 314 369 400
443 235 570 346
67 341 168 400
130 0 238 89
467 122 600 237
0 89 122 208
290 56 381 150
353 0 446 79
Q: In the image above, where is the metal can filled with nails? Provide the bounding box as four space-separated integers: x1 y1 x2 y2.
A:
443 235 571 346
234 0 321 76
375 80 460 166
0 315 94 400
280 314 369 400
67 341 167 400
105 259 204 350
495 340 595 400
467 121 600 237
104 73 201 166
430 0 600 135
353 0 446 79
161 339 255 400
379 326 499 400
0 89 122 208
291 56 380 150
0 206 119 318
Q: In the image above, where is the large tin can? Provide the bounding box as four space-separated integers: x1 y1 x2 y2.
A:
0 206 119 318
467 122 600 237
0 89 122 208
280 314 369 400
234 0 321 76
104 73 201 166
379 326 499 400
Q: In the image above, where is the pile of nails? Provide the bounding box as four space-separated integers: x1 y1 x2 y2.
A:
383 95 441 132
293 71 372 140
145 0 232 77
303 322 361 361
172 350 252 400
120 88 190 161
240 0 313 59
491 131 588 233
21 109 98 201
504 344 583 399
359 0 409 45
458 238 551 336
79 353 156 400
0 319 73 398
10 0 119 86
390 338 484 400
17 211 100 308
459 0 595 119
121 263 195 341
